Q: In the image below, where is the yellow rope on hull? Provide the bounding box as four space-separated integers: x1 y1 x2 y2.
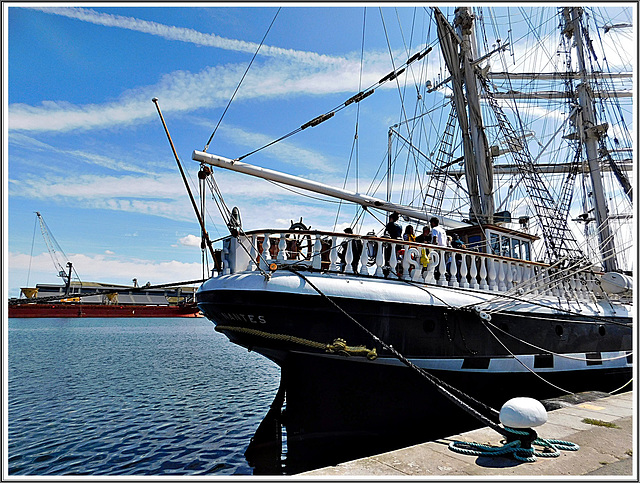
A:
215 325 378 360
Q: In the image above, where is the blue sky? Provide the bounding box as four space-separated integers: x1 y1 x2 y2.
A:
4 4 635 298
6 4 435 297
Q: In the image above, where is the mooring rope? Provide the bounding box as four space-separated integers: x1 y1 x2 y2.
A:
282 266 508 437
449 426 580 462
280 265 582 462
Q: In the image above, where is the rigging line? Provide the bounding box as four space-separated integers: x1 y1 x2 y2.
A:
199 176 211 278
484 318 632 363
205 176 235 232
284 267 509 436
493 105 579 213
334 7 368 232
479 259 599 313
460 259 631 326
379 8 413 182
480 320 574 395
265 179 344 204
609 378 633 395
25 213 39 291
235 36 435 163
203 7 281 153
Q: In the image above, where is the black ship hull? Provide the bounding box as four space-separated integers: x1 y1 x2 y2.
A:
197 270 632 471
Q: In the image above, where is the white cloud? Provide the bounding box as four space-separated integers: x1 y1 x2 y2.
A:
9 173 185 200
218 124 338 173
8 133 158 174
179 234 201 247
10 5 403 135
8 58 392 133
8 251 205 297
30 6 351 66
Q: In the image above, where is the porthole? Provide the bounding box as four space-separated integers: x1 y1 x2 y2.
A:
598 325 606 336
555 325 564 337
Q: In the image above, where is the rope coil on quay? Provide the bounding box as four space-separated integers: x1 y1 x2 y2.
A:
449 427 580 462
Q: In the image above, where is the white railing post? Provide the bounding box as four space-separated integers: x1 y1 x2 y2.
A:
479 256 489 290
437 249 447 286
409 248 422 282
375 240 385 277
330 236 340 271
247 234 257 271
551 271 561 298
459 253 469 289
222 241 230 275
259 235 271 271
527 265 538 295
504 261 513 290
448 251 459 288
359 239 369 276
389 242 399 278
487 257 497 291
277 233 287 262
468 254 479 289
497 260 506 291
513 263 522 287
312 235 323 269
345 237 354 274
402 244 412 280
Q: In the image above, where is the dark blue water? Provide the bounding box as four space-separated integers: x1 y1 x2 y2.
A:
8 317 281 476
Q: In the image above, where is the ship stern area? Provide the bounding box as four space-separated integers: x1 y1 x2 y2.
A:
196 269 632 465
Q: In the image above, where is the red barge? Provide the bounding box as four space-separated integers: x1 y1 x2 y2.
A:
9 302 201 318
9 281 202 318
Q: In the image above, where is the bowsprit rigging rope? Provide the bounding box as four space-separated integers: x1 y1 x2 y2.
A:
233 41 435 162
203 7 281 153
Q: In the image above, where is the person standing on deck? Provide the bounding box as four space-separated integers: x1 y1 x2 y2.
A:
416 226 431 243
383 212 402 275
403 225 416 242
430 217 447 247
384 212 402 239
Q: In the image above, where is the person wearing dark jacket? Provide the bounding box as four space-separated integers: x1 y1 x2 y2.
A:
338 227 363 272
384 212 402 239
383 212 402 275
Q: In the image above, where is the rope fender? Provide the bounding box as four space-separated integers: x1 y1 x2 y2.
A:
448 427 579 462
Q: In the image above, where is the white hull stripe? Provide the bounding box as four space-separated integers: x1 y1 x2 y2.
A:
293 350 632 373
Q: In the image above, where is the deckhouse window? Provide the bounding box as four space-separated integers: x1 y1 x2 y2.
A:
511 238 521 259
486 230 532 261
490 233 500 256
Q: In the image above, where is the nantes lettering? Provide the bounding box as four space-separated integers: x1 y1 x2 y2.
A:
219 312 267 324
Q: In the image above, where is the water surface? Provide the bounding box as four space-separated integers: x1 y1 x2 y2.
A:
8 317 280 475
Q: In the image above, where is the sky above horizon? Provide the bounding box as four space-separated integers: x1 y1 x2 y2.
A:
6 4 433 297
4 3 635 298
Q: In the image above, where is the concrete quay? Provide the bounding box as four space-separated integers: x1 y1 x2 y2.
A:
301 391 635 477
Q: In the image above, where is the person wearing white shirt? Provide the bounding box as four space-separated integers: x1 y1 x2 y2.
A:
429 217 447 247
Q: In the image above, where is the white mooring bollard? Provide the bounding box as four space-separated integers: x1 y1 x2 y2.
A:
499 397 548 429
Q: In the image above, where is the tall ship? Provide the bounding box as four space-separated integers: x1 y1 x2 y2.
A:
165 6 633 469
9 212 201 318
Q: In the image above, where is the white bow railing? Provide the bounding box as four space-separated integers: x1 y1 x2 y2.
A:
218 229 600 300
